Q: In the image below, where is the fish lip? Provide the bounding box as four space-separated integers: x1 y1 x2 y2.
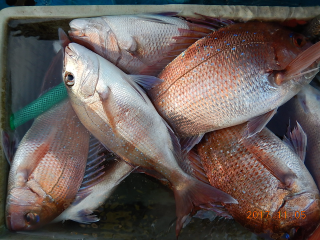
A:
273 191 320 238
68 29 84 38
273 190 319 220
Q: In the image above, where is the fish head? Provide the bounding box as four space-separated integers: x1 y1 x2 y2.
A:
271 192 320 240
68 18 106 52
68 17 120 61
6 186 57 231
268 26 320 86
271 30 312 68
63 43 100 100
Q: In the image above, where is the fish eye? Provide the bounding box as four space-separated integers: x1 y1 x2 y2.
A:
65 72 75 86
281 233 290 239
25 212 40 225
292 34 306 47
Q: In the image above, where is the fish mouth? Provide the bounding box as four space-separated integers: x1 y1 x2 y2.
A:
273 191 320 239
68 29 87 39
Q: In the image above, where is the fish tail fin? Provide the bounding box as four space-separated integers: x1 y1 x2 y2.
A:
173 176 237 237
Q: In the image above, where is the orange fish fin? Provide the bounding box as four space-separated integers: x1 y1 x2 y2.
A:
274 41 320 85
256 160 296 190
243 109 277 139
243 137 297 189
174 177 238 237
185 150 210 184
283 121 307 162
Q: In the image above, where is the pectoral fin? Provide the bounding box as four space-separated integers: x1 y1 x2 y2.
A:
243 109 277 139
274 41 320 85
123 75 149 103
128 75 163 90
97 86 119 133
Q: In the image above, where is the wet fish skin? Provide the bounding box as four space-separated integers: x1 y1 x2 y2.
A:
68 14 212 75
62 42 237 236
282 85 320 189
193 123 320 239
6 99 90 231
149 22 319 137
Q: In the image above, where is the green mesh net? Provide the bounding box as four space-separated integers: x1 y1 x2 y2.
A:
10 83 68 130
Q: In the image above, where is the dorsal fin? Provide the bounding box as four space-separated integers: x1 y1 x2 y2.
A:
40 50 64 96
58 28 71 49
243 109 277 139
283 121 307 162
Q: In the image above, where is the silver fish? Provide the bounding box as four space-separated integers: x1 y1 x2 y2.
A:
62 42 237 236
68 13 213 75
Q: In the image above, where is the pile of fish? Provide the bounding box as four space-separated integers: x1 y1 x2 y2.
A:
4 12 320 240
